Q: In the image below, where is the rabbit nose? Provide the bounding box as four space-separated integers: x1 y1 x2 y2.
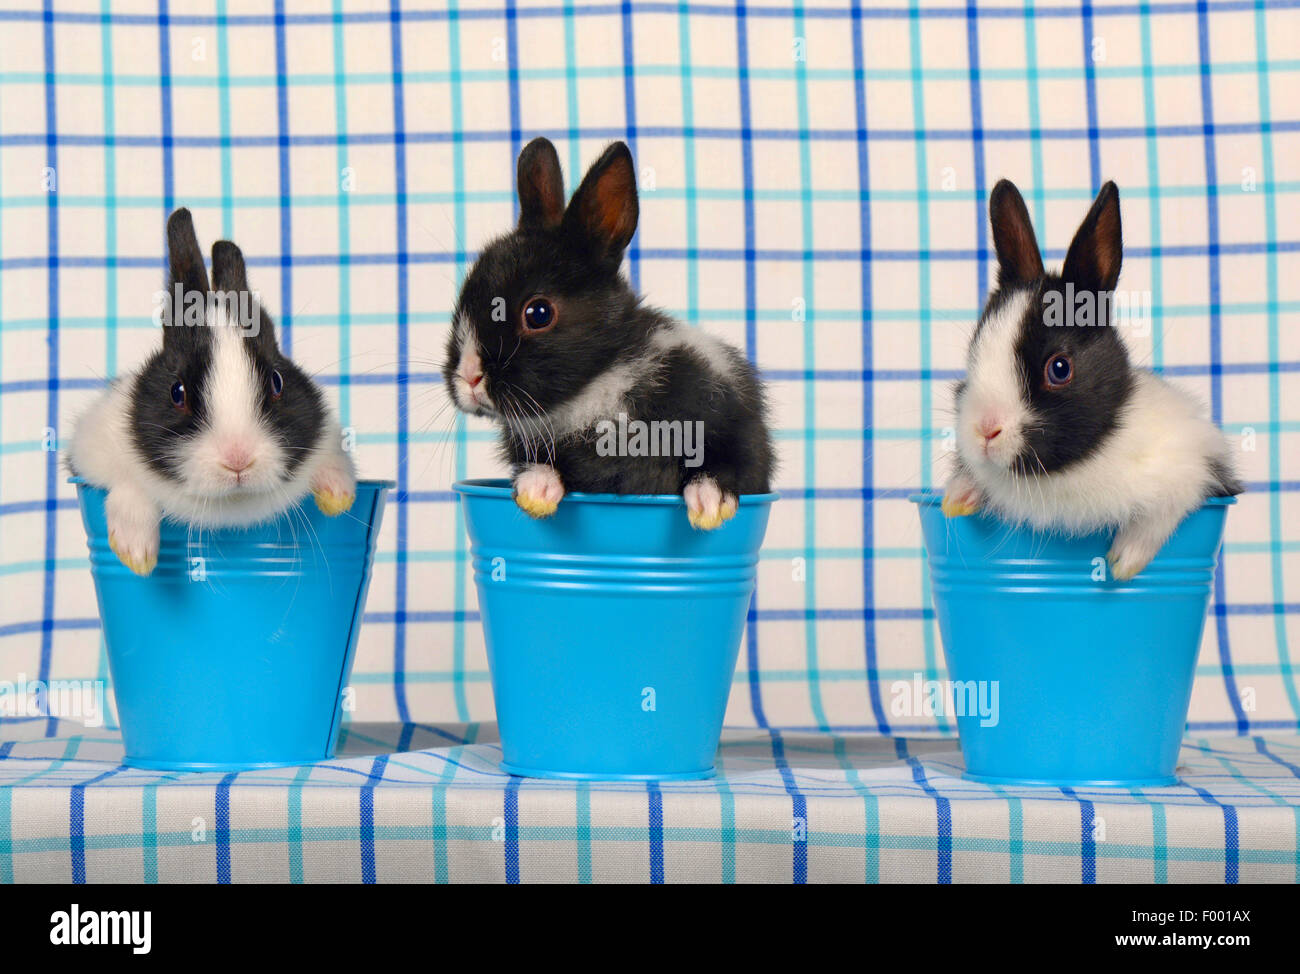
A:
978 420 1003 442
220 448 254 473
466 372 484 388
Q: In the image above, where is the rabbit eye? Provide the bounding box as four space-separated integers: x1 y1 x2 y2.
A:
170 380 187 409
522 297 556 333
270 369 284 400
1044 354 1073 389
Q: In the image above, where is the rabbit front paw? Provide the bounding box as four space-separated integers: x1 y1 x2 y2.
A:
106 488 160 577
312 456 356 517
1107 526 1162 582
941 473 983 518
514 464 564 518
1107 511 1181 581
684 474 738 530
1107 537 1158 582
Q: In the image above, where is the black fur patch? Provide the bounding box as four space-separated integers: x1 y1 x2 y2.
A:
1010 277 1133 473
1209 457 1244 497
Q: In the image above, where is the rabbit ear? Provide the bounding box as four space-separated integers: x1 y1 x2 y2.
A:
517 137 566 230
988 179 1044 287
163 208 211 338
563 141 638 260
210 240 249 293
166 208 210 300
211 240 276 346
1062 181 1122 293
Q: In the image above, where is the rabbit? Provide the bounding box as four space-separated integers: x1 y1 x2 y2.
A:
443 137 773 528
943 178 1242 581
67 208 357 576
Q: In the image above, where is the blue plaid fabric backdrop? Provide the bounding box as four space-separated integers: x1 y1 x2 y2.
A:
2 1 1298 736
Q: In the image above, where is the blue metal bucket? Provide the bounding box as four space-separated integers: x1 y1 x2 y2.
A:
913 494 1233 787
73 479 393 771
455 478 777 780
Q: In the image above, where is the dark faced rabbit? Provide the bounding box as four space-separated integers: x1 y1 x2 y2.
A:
68 209 356 575
444 138 773 528
945 179 1241 580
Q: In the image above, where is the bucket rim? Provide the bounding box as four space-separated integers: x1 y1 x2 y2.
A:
68 476 397 490
454 477 779 506
908 490 1236 509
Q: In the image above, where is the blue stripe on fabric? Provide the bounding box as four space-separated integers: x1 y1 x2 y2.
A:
769 730 808 883
38 0 60 738
504 775 521 884
95 0 119 726
215 772 235 883
5 118 1300 149
7 2 1300 28
647 781 664 883
389 0 412 724
1190 784 1240 883
906 751 952 883
287 765 310 883
851 0 888 737
331 0 351 424
992 785 1025 883
1248 1 1300 723
1064 789 1098 883
1023 0 1046 229
1255 737 1300 778
216 0 234 237
733 0 768 729
576 782 592 884
156 0 174 208
505 0 521 157
396 723 416 755
1 240 1296 268
68 785 85 882
274 0 293 354
141 777 160 883
1138 0 1165 372
793 1 826 732
621 0 640 291
1196 0 1249 733
432 737 461 884
1252 1 1300 723
360 755 386 883
716 764 737 884
912 0 946 733
1081 1 1102 189
12 56 1300 88
70 767 120 883
564 2 581 171
1151 801 1169 883
676 2 698 333
829 733 882 882
447 0 471 723
965 0 988 300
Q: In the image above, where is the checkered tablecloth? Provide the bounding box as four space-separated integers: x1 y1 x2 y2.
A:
1 719 1297 883
1 0 1298 882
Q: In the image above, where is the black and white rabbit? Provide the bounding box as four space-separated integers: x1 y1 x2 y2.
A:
68 209 357 576
943 179 1242 580
443 137 773 527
